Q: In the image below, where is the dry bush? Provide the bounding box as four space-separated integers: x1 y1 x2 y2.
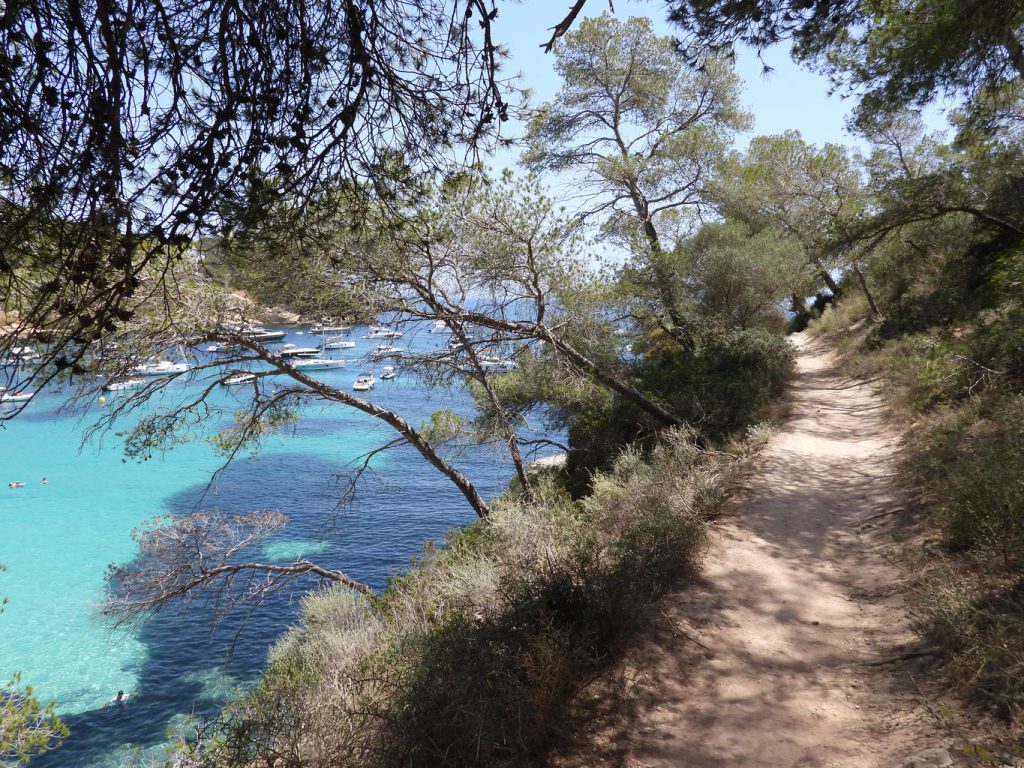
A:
192 428 746 768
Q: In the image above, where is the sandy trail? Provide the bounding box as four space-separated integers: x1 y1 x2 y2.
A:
610 333 949 768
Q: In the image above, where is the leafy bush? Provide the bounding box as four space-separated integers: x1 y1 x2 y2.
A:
565 328 794 492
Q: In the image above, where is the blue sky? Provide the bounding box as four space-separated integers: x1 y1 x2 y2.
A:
487 0 952 168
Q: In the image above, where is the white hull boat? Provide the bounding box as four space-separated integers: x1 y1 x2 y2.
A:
321 337 356 350
370 344 402 359
0 391 34 402
103 378 145 392
221 373 258 386
291 358 346 371
132 360 189 377
310 323 352 334
352 373 375 391
380 366 397 380
275 344 321 358
362 325 403 340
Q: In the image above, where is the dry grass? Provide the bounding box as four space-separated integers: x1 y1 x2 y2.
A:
184 429 753 768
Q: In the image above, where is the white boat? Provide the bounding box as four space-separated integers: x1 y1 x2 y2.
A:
479 355 517 371
370 344 402 359
362 325 403 340
103 378 145 392
428 320 450 333
274 344 321 358
246 329 287 343
10 346 40 360
221 373 257 386
310 322 352 334
352 373 375 391
380 365 397 380
291 358 346 371
206 343 241 354
132 360 190 377
0 391 34 402
321 336 356 350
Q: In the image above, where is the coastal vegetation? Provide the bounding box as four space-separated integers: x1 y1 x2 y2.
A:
3 0 1024 763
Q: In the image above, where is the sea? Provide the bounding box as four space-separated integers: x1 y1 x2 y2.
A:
0 324 541 767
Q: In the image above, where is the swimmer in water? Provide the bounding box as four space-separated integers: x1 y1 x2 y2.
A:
8 482 24 488
41 477 48 485
112 690 131 704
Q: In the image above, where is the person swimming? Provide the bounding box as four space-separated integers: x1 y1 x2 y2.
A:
112 690 131 704
8 482 24 488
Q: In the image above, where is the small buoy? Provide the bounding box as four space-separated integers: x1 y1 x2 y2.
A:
98 396 107 406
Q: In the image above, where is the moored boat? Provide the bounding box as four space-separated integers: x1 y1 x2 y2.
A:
310 322 352 334
102 378 145 392
380 365 397 380
362 325 403 340
370 344 402 359
352 372 375 391
221 373 258 386
321 336 357 350
131 360 189 377
274 344 321 358
291 358 346 371
0 391 34 402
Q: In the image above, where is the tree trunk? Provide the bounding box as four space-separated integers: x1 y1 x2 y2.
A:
1002 27 1024 80
233 336 492 519
853 266 882 319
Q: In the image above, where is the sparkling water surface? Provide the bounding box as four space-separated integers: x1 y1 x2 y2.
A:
0 326 531 766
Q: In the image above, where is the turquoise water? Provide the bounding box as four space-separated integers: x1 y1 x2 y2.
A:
0 328 533 766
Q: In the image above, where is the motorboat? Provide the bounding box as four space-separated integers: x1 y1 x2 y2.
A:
221 373 257 386
428 320 450 333
206 343 241 354
102 378 145 392
370 344 402 359
310 322 352 334
321 336 356 350
0 391 34 402
10 346 40 361
245 328 287 343
380 365 397 380
131 360 189 377
274 344 321 358
352 373 375 391
290 358 346 371
362 325 403 340
479 355 517 371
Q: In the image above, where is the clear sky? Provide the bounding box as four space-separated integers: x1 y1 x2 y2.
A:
486 0 951 168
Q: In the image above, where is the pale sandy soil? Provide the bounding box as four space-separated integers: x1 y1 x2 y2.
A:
560 333 959 768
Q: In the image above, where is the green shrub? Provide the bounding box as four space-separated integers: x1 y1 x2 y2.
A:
565 328 794 492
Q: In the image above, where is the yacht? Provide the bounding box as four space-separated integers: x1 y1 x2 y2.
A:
10 346 40 361
479 355 517 371
0 391 34 402
370 344 402 359
291 358 346 371
274 344 321 358
131 360 189 377
380 365 397 380
221 372 257 386
362 325 403 340
352 373 375 391
310 322 352 334
428 320 450 333
206 342 241 354
321 336 356 350
245 328 287 343
103 378 145 392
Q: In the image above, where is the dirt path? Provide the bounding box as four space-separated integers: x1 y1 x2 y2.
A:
586 334 955 768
